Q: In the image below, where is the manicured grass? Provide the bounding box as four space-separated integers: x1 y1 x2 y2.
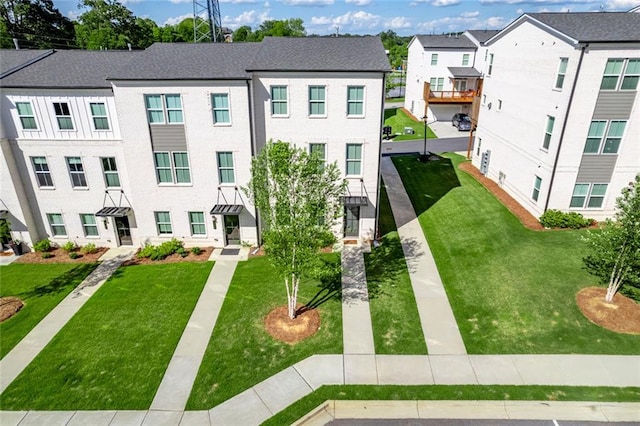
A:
0 262 213 410
385 97 405 102
377 178 397 237
392 154 640 354
186 255 343 409
384 108 437 141
263 385 640 425
0 263 98 359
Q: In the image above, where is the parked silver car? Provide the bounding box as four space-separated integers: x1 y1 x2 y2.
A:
452 113 472 131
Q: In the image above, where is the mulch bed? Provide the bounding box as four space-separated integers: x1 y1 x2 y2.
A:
264 304 320 344
14 247 108 264
576 287 640 335
0 297 24 322
458 162 545 230
123 247 214 266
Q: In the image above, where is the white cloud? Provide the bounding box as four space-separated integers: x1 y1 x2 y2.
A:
67 10 80 21
221 9 272 28
417 13 507 33
309 10 380 33
169 0 191 4
432 0 461 6
606 0 640 10
164 13 193 26
385 16 412 29
220 0 260 3
282 0 334 5
346 0 373 5
121 0 144 4
461 11 480 17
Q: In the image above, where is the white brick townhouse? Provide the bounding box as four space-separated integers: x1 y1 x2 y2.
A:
404 30 498 123
0 36 389 249
472 12 640 221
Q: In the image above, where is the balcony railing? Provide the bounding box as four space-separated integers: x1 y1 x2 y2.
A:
428 90 476 103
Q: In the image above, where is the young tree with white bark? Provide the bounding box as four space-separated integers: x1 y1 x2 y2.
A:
583 174 640 302
244 141 346 319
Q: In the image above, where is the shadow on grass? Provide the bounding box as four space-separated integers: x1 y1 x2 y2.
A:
391 155 461 218
384 108 397 121
366 234 422 299
299 256 342 315
18 263 98 299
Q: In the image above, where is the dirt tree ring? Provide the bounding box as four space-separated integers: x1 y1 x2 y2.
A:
576 287 640 335
264 305 320 344
0 297 24 322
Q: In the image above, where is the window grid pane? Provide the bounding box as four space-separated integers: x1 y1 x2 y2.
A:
346 144 362 176
309 86 326 116
101 157 120 187
600 59 623 90
212 94 230 123
431 54 438 65
53 102 73 130
155 153 172 183
16 102 37 130
47 213 66 236
67 157 87 187
532 176 542 201
543 116 554 149
32 157 53 187
80 214 99 236
145 95 164 124
570 184 589 208
271 86 288 115
217 152 234 184
555 58 568 89
347 86 364 116
173 151 191 184
155 211 172 234
189 211 206 235
90 103 110 130
462 54 469 66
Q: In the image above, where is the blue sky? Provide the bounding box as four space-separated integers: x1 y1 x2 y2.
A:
56 0 639 36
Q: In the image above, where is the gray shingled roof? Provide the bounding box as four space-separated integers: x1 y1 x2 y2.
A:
107 43 261 80
414 34 477 49
0 49 53 78
447 67 481 78
1 50 138 88
247 36 390 72
465 30 501 44
529 13 640 42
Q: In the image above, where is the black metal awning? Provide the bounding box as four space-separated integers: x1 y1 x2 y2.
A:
342 196 369 206
95 207 131 217
210 204 244 215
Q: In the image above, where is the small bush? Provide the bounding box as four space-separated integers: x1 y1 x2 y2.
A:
539 209 593 229
41 252 53 259
33 239 51 252
137 243 155 259
61 241 76 252
191 247 202 256
177 247 188 258
80 243 97 254
138 239 184 261
68 252 80 259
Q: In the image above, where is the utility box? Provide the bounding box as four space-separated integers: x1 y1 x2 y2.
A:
404 127 415 135
480 149 491 175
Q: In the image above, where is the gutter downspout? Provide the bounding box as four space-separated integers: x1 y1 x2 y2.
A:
544 43 588 212
246 78 262 246
374 71 388 243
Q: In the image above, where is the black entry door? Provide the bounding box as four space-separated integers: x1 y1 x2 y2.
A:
224 215 240 245
344 206 360 237
114 216 132 246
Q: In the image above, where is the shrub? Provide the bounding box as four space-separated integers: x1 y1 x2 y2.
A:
41 252 53 259
176 247 188 258
80 243 97 254
191 247 202 256
539 209 593 229
137 243 155 259
61 241 76 252
138 239 184 261
33 239 51 252
68 252 80 259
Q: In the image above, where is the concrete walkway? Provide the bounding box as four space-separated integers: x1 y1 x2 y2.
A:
0 247 135 394
341 246 375 355
151 260 238 411
380 156 466 355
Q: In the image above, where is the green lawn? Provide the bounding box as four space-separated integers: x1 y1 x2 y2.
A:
365 182 427 354
263 385 640 425
392 154 640 354
187 255 343 409
0 262 213 410
0 263 98 359
384 108 437 141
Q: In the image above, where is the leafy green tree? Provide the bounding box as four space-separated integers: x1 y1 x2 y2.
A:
232 25 252 42
134 17 157 48
244 141 346 319
74 0 143 49
583 174 640 302
254 18 306 41
0 0 75 48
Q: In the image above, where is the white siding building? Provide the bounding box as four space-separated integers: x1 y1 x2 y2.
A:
0 37 389 249
472 12 640 221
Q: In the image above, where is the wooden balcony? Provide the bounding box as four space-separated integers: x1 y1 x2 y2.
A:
428 90 476 103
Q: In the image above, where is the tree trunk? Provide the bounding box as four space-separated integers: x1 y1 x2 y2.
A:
287 274 299 319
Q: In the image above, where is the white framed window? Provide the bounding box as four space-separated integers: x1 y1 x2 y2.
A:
346 144 362 176
542 116 555 150
429 77 444 91
66 157 87 188
570 183 608 208
488 54 494 76
217 152 235 184
462 53 470 66
47 213 66 236
144 94 183 124
90 102 110 130
189 211 206 236
211 93 230 124
583 120 626 154
101 157 120 188
431 54 438 65
53 102 73 130
621 59 640 90
347 86 364 116
555 58 568 89
309 86 326 116
31 156 54 187
600 58 640 91
16 102 37 130
154 211 172 235
270 86 288 116
154 152 191 184
80 214 99 237
532 176 542 202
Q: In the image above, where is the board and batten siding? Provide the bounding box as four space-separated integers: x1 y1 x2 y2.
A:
592 91 636 120
576 154 618 182
149 125 187 151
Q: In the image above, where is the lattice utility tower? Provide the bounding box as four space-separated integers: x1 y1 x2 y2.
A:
193 0 223 42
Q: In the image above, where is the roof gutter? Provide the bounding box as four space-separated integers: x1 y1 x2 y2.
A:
544 42 588 212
